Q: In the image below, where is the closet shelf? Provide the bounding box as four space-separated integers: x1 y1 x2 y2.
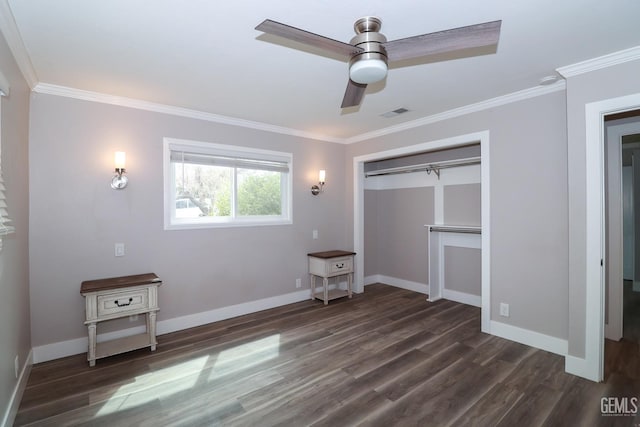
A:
365 156 480 179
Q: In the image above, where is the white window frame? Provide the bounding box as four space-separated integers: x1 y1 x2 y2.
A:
0 70 14 251
163 137 293 230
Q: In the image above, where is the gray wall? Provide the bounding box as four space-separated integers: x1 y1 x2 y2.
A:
347 90 569 340
0 32 31 422
566 59 640 357
444 246 481 296
364 187 434 283
28 93 348 347
444 183 481 226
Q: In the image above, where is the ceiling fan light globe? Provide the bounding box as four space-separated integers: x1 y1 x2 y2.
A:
349 59 387 84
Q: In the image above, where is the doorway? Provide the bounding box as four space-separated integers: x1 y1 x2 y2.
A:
582 93 640 382
605 118 640 343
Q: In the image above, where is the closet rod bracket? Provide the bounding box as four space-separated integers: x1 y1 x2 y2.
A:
426 167 440 180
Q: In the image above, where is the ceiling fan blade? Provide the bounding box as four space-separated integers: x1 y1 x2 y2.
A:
341 80 367 108
256 19 362 58
384 20 502 62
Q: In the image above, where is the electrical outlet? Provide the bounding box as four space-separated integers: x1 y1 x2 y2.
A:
115 243 125 257
296 278 302 288
14 355 18 379
500 303 510 317
129 314 139 322
312 230 318 239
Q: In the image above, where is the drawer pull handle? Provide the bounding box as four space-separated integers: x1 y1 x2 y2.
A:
336 263 344 268
114 297 133 307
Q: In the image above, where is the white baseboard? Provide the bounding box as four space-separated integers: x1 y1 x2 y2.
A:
2 349 32 427
364 274 428 294
31 279 577 385
442 289 482 307
32 288 312 364
489 320 568 356
156 288 310 336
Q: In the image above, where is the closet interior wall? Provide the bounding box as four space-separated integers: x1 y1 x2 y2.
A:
363 145 482 298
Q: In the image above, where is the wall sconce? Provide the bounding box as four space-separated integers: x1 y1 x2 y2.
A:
110 151 128 190
311 170 325 195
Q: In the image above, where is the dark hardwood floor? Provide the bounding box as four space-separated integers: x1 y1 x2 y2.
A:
623 279 640 342
14 284 640 426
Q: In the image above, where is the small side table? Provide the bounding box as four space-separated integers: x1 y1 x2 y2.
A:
80 273 162 366
308 250 356 305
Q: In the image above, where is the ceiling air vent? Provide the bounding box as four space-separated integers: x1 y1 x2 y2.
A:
381 108 409 118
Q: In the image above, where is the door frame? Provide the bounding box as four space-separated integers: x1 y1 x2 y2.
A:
584 92 640 381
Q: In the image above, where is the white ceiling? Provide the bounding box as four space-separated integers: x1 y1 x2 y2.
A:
3 0 640 142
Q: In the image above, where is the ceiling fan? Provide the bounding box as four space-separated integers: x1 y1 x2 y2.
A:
255 17 501 108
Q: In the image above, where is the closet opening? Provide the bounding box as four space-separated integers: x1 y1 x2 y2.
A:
352 131 491 332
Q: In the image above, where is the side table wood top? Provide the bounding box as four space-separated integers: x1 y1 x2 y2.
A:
307 250 356 259
81 272 161 294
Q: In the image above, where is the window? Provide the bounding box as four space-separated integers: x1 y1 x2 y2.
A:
163 138 292 229
0 70 14 250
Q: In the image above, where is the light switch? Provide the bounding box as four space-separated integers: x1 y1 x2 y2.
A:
115 243 125 257
499 302 509 317
313 230 318 239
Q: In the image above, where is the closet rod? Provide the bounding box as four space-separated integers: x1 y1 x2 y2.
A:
429 226 481 234
364 156 480 178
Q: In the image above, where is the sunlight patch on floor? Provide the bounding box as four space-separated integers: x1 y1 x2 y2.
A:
93 334 281 419
209 334 281 379
95 355 209 417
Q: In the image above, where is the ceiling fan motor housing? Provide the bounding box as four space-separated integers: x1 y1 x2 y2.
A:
349 17 388 84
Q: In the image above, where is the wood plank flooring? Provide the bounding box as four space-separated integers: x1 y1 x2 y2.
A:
623 279 640 342
14 284 640 426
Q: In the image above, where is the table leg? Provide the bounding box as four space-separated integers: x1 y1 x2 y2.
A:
87 323 96 367
348 272 353 298
148 311 158 351
310 275 316 300
323 277 329 305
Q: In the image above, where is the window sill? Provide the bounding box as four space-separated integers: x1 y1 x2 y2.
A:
164 218 292 231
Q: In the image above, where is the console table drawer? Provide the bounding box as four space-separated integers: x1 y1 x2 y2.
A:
328 257 353 274
97 289 148 317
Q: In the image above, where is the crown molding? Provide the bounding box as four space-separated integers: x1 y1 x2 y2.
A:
344 81 566 144
33 83 344 144
556 45 640 78
0 0 38 88
34 80 567 146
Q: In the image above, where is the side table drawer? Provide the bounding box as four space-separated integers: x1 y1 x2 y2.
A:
97 289 148 317
328 257 353 274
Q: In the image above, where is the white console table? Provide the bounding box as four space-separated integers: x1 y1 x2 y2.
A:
80 273 162 366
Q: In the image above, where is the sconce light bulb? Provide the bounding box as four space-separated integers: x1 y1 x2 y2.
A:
114 151 126 170
312 169 326 196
